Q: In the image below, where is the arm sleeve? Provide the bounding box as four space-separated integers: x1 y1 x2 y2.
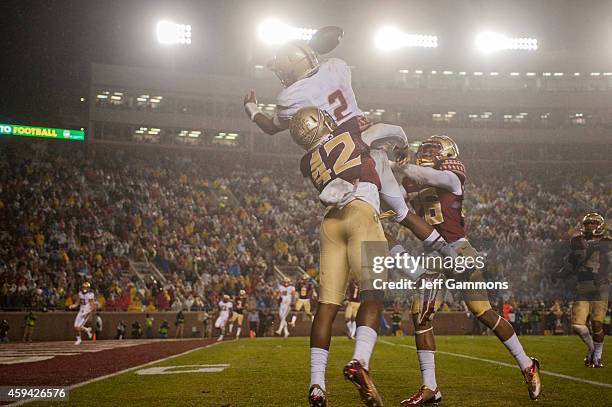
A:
401 165 462 194
360 123 407 149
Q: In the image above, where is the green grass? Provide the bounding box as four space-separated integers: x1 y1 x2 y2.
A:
35 336 612 407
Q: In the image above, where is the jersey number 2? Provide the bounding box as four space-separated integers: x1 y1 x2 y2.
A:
328 90 349 122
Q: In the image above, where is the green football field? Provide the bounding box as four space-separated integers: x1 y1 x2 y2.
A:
34 336 612 407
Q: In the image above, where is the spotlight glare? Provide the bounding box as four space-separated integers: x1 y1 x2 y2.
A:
156 20 191 45
258 19 316 45
476 31 537 53
375 26 438 51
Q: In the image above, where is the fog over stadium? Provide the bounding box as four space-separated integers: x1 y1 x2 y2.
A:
0 1 610 406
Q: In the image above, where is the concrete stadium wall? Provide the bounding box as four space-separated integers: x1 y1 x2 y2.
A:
0 311 473 342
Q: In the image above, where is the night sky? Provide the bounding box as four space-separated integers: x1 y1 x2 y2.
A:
2 0 612 126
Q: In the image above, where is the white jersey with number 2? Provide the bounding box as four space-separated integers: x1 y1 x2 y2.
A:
275 58 362 125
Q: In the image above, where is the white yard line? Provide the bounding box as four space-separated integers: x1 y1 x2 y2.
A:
11 341 225 405
379 339 612 389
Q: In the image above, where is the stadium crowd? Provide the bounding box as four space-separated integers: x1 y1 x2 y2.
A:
0 141 609 327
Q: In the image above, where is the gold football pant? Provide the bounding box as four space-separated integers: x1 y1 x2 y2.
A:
319 199 388 305
230 312 244 326
345 301 361 320
572 281 610 325
295 298 311 314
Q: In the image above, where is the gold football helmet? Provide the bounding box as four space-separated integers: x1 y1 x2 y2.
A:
290 107 337 151
82 281 91 291
239 289 246 296
415 135 459 167
267 41 319 87
582 212 606 236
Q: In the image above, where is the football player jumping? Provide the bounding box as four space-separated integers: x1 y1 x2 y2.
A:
393 135 542 404
70 281 95 345
215 294 233 342
276 277 295 338
243 33 456 258
290 107 412 407
568 213 610 368
229 290 248 340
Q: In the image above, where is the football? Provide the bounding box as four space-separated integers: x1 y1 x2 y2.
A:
309 25 344 55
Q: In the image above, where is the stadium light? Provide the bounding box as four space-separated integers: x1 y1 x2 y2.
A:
475 31 537 53
374 26 438 51
156 20 192 45
258 19 316 45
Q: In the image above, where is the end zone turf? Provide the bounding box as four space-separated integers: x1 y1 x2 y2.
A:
28 336 612 407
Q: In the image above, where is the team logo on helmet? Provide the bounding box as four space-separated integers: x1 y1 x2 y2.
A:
289 107 337 151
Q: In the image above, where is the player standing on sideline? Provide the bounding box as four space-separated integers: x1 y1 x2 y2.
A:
276 277 295 338
290 107 411 407
70 282 95 345
294 274 316 324
243 31 459 258
394 135 542 404
345 279 360 339
229 290 248 339
567 213 610 368
215 294 233 342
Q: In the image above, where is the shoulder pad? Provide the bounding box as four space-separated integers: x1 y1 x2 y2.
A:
438 158 466 182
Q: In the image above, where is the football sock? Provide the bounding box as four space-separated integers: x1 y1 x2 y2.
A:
290 315 297 325
228 323 234 333
278 319 287 333
310 347 329 391
236 327 241 337
351 321 357 337
352 325 377 370
593 341 604 360
417 350 437 390
346 320 352 334
573 324 595 351
503 334 532 371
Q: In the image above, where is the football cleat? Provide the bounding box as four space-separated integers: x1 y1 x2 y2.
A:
308 384 328 407
593 359 604 368
584 350 594 367
74 337 82 345
343 359 384 406
400 385 442 405
522 357 542 400
84 327 93 339
217 335 224 342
